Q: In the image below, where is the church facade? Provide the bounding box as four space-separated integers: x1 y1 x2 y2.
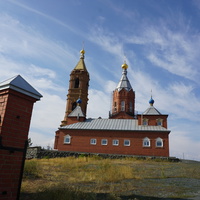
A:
54 50 170 157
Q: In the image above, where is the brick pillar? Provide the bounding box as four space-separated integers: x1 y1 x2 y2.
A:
0 75 42 200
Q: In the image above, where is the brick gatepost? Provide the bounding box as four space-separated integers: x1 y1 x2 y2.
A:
0 75 42 200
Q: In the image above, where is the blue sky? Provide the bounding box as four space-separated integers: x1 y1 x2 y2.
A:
0 0 200 160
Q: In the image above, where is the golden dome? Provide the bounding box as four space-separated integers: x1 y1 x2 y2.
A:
80 49 85 54
121 62 128 70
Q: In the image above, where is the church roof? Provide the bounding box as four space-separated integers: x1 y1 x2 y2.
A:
73 49 88 72
68 105 85 117
142 96 162 115
0 75 42 100
142 105 162 115
116 68 132 91
60 118 169 132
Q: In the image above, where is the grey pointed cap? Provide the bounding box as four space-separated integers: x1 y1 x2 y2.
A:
116 69 132 91
0 75 42 100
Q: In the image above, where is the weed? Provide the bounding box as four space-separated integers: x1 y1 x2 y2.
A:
23 159 40 179
21 157 200 199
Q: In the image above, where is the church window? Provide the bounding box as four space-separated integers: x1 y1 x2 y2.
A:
143 118 148 125
114 102 117 111
101 139 108 145
112 139 119 146
121 101 125 111
74 78 79 88
143 137 150 147
64 135 71 144
156 118 163 126
156 138 163 147
124 139 130 146
129 102 133 112
90 139 96 145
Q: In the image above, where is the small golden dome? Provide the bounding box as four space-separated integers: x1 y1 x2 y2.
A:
80 49 85 54
121 62 128 70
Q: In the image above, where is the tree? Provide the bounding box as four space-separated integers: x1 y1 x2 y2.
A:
28 138 32 147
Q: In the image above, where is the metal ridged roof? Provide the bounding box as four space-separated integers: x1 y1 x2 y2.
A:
60 119 169 132
143 106 161 115
0 75 42 100
68 106 85 117
116 69 132 91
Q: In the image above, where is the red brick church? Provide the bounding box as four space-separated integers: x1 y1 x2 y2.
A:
54 50 170 157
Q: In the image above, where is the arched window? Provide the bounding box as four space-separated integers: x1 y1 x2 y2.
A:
72 102 77 111
157 118 163 126
129 102 133 112
121 101 125 111
114 102 117 111
74 78 79 88
143 118 148 126
64 135 71 144
143 137 150 147
156 138 163 147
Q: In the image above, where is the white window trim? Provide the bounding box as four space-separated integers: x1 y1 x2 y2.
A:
112 139 119 146
101 139 108 145
143 137 151 147
124 139 130 146
90 138 97 145
64 134 71 144
156 138 163 147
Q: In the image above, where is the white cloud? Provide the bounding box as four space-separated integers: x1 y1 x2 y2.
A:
89 26 124 61
29 131 55 148
28 64 56 79
0 2 199 161
126 23 200 83
170 130 200 161
87 89 110 118
31 92 65 131
8 0 78 34
0 14 75 69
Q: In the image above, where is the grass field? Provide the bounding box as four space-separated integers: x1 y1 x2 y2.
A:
20 156 200 200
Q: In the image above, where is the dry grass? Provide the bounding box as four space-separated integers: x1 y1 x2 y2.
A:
20 156 200 200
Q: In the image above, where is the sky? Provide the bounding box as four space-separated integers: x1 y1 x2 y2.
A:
0 0 200 161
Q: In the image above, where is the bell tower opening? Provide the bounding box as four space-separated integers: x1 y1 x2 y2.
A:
74 78 79 88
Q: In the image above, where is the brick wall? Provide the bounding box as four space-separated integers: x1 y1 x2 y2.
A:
137 114 168 128
56 129 169 157
0 89 38 200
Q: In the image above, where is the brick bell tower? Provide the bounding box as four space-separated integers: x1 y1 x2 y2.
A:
61 49 89 126
110 62 135 119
